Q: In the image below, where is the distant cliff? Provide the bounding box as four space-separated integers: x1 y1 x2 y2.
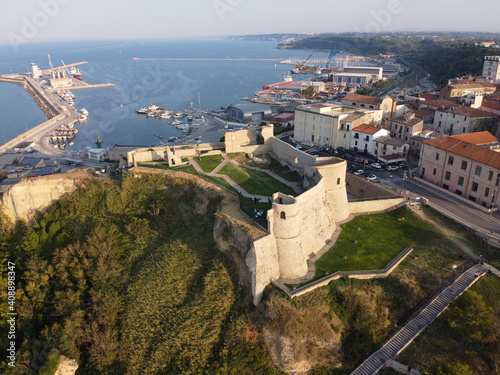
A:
1 170 94 222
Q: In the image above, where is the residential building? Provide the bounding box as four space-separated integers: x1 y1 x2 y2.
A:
350 124 389 155
440 82 497 99
409 130 444 156
293 104 378 149
419 132 500 209
389 115 424 143
433 106 499 136
341 93 395 120
482 56 500 83
373 136 409 161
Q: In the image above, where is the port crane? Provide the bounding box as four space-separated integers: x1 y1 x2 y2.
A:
325 50 343 69
291 53 315 74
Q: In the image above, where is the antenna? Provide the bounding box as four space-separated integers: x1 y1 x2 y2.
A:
48 54 54 70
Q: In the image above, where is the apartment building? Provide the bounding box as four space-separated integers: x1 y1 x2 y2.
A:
419 132 500 209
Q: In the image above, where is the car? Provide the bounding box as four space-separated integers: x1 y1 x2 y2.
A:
336 147 346 152
365 174 377 181
398 162 407 169
386 165 398 171
370 163 382 169
353 169 364 176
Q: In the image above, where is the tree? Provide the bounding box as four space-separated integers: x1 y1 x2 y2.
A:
431 362 473 375
447 290 493 341
301 86 315 99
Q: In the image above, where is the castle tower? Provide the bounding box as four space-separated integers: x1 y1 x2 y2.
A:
483 56 500 83
269 193 308 279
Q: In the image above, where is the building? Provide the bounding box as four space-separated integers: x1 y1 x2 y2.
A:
266 113 295 126
419 132 500 209
50 77 73 89
300 81 325 93
409 130 444 156
341 94 395 120
440 82 497 99
388 116 424 143
227 104 272 123
482 56 500 83
433 106 499 136
87 148 108 162
373 136 409 161
350 124 389 155
331 66 383 85
293 104 379 149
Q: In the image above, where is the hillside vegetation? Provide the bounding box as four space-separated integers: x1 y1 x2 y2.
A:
0 173 280 374
278 34 500 85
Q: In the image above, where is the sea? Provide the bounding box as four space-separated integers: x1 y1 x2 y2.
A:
0 38 328 149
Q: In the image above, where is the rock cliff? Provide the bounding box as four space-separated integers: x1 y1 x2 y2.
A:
1 170 94 222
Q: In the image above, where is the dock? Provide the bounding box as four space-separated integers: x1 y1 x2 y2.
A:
132 57 283 62
0 62 115 155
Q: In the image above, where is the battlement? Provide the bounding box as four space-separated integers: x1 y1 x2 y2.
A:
485 56 500 61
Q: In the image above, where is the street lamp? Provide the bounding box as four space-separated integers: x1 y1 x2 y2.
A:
401 172 408 197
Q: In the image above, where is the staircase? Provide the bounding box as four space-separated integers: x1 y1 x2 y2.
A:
349 264 488 375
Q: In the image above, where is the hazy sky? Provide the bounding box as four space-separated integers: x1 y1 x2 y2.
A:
2 0 500 46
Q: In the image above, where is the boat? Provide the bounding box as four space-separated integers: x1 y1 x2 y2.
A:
70 67 83 81
136 107 148 114
154 134 164 139
171 119 183 126
160 111 172 119
262 75 294 90
78 108 88 122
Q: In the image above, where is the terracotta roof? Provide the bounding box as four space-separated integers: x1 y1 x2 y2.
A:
449 106 497 118
374 136 407 147
420 93 439 100
267 113 295 122
490 96 500 102
352 124 384 135
414 108 435 119
481 101 500 110
421 99 455 109
423 137 500 168
450 131 498 145
342 112 370 122
343 94 381 105
453 81 497 88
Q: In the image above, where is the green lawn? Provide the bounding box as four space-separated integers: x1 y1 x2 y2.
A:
239 195 271 229
227 152 251 164
314 206 458 278
246 159 303 183
137 163 169 169
219 163 297 197
194 154 224 173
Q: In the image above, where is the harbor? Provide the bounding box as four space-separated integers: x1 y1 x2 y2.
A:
0 58 115 154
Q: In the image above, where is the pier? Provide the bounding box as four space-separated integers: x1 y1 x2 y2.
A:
0 62 115 155
132 57 283 62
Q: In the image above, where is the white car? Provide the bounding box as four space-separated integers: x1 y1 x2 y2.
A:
386 165 398 171
353 169 364 176
365 174 377 181
370 163 382 169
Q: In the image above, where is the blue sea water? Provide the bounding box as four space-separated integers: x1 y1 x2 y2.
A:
0 38 326 149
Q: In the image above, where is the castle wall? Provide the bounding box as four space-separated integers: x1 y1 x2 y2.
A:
348 198 404 214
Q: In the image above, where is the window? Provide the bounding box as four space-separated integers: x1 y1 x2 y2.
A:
471 182 478 192
488 170 494 181
448 156 454 165
461 160 468 170
444 171 451 180
337 177 341 185
462 127 466 133
433 168 437 175
355 141 358 146
280 211 286 220
365 143 368 149
341 124 344 130
346 125 350 131
395 125 398 129
435 153 440 161
458 176 464 186
475 166 482 177
497 173 500 187
485 187 490 197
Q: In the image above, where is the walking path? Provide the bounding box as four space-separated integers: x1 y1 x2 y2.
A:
349 264 489 375
188 152 302 200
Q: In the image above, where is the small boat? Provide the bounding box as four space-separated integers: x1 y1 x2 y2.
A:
154 134 164 139
136 107 148 114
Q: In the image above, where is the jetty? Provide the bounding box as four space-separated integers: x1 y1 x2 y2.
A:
0 60 115 154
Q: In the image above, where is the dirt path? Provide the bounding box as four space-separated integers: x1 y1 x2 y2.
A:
408 205 477 259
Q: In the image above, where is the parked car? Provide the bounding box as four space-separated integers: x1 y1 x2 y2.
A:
398 162 407 169
365 174 377 181
370 163 382 169
336 147 346 152
386 165 398 171
353 170 364 176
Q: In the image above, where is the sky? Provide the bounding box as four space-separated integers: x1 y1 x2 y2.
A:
1 0 500 46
